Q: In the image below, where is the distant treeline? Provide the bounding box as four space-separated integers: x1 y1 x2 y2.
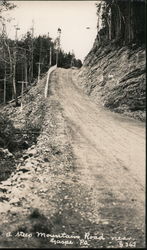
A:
0 32 82 104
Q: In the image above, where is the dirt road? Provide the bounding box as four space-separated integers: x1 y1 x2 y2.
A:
55 69 145 184
51 68 145 247
0 68 145 248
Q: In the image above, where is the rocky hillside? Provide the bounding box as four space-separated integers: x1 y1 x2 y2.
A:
78 0 146 121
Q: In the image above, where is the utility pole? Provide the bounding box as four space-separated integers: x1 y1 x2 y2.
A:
17 51 28 110
47 32 52 67
18 81 28 111
36 35 43 83
49 47 52 66
55 28 61 66
36 62 43 83
47 47 52 67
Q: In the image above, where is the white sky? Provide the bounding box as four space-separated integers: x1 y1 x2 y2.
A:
4 1 98 61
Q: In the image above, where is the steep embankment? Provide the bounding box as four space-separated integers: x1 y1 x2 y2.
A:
0 75 47 182
78 41 145 121
0 71 75 248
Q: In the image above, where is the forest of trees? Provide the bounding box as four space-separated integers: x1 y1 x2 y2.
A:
0 1 82 105
96 0 145 45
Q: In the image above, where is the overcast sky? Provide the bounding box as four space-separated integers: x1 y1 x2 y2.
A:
4 1 98 61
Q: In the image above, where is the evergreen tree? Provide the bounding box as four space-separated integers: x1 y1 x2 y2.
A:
96 0 145 45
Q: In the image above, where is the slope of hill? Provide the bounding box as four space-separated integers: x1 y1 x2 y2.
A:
78 0 146 121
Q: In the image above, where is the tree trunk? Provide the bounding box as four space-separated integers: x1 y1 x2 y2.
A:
3 40 13 99
128 0 131 42
12 62 18 106
21 81 24 111
25 61 28 88
3 76 6 104
12 48 18 106
3 51 6 104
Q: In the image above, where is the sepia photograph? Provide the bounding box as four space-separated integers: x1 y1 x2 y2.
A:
0 0 146 248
